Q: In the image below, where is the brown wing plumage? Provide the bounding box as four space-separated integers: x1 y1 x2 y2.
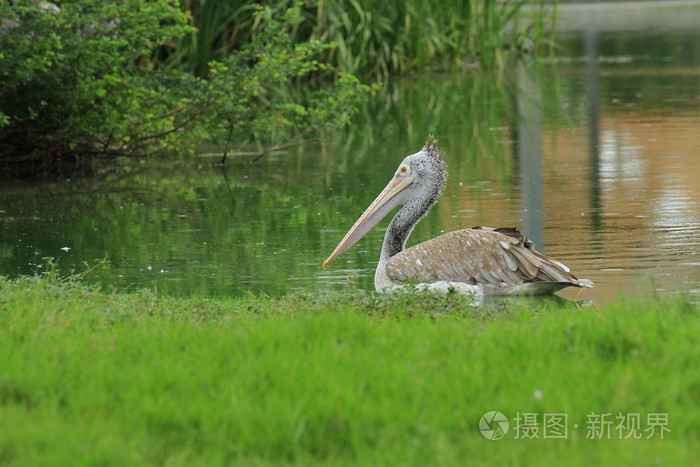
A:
385 227 591 289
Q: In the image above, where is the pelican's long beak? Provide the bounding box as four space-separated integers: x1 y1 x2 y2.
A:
322 176 414 268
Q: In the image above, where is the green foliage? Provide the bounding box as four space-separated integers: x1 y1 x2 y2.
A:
200 4 370 161
0 274 698 464
171 0 557 80
0 0 193 164
0 1 369 175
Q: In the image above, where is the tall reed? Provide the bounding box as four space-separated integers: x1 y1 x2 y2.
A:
167 0 556 80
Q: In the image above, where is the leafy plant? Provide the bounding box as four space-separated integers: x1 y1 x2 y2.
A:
0 1 190 168
0 1 369 176
199 4 370 164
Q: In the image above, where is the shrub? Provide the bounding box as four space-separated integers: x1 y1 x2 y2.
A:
0 1 369 176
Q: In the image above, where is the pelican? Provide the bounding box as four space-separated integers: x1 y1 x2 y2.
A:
322 136 593 296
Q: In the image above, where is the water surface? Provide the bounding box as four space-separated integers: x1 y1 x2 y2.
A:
1 4 700 303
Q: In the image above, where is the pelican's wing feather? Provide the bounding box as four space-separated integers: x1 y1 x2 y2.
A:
385 227 592 289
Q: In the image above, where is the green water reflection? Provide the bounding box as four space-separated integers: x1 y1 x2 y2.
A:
2 18 700 302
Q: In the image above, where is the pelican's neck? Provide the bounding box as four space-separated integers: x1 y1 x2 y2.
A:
379 189 437 262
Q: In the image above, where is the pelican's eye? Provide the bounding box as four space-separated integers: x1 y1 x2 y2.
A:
398 164 411 176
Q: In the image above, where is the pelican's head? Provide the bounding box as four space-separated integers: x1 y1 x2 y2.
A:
322 135 447 268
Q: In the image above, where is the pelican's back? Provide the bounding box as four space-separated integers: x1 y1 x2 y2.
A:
384 227 593 295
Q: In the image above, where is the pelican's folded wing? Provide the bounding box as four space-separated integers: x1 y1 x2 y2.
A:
384 227 593 289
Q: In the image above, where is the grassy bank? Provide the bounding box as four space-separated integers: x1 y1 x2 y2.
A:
0 275 697 465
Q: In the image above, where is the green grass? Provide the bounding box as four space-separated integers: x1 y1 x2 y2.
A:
169 0 556 80
0 274 698 466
